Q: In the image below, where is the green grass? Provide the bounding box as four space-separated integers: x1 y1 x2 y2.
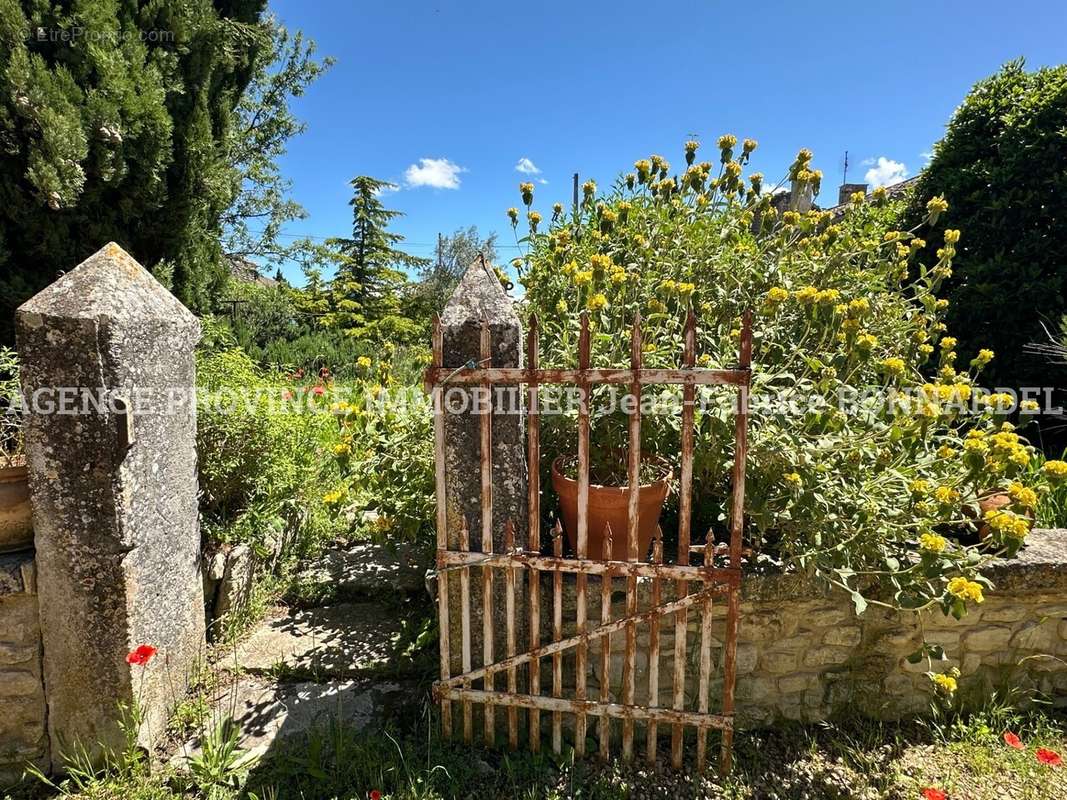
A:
8 701 1066 800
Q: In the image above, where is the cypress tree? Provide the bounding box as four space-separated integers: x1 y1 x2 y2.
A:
0 0 268 341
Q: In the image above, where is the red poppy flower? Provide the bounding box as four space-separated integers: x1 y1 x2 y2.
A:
312 386 325 396
282 390 293 401
125 644 157 666
921 789 946 800
1036 748 1063 766
1003 731 1024 749
369 792 381 800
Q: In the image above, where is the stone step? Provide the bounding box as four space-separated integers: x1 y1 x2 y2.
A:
171 675 413 768
293 541 431 602
233 602 408 680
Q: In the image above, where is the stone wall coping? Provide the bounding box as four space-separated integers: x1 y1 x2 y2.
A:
984 527 1067 592
568 528 1067 603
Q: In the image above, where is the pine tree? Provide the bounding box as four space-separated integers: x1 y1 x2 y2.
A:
324 177 428 339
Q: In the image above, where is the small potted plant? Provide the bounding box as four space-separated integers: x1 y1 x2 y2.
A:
0 347 31 552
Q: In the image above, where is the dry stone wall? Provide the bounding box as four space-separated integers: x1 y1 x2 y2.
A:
0 551 47 785
548 528 1067 732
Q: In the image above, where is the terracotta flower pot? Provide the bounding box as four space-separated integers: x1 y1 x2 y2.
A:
551 456 671 562
0 460 32 553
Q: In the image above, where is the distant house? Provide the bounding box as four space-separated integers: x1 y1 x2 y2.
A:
825 176 920 219
769 176 920 220
227 255 279 287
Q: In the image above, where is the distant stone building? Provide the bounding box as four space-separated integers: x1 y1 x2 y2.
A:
227 255 279 287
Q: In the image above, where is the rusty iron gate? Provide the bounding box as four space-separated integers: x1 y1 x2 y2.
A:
427 308 752 774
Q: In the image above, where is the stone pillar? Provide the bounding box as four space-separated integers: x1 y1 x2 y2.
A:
15 243 205 765
440 256 528 676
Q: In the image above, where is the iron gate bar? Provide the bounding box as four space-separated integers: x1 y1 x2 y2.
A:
436 550 740 584
673 309 698 768
437 581 726 690
429 308 753 775
430 318 451 738
622 315 642 759
574 314 591 756
526 317 542 752
479 321 495 747
436 688 733 731
423 366 747 387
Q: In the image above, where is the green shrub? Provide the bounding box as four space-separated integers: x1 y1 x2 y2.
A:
903 60 1067 391
317 369 434 542
196 342 342 557
517 139 1058 621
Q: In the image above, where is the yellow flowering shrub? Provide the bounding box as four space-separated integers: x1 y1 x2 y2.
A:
516 139 1055 619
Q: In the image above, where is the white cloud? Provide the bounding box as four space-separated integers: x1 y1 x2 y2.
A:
515 157 541 175
537 178 549 185
864 156 908 188
403 158 466 190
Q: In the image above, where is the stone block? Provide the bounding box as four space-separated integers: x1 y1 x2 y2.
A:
796 605 849 630
981 604 1028 624
760 649 799 674
1010 620 1056 653
16 244 205 766
802 646 852 668
822 626 861 647
961 625 1013 654
778 672 817 695
735 643 758 674
735 675 777 702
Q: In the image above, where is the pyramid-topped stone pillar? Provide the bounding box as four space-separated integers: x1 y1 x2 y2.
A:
440 255 528 677
15 243 205 765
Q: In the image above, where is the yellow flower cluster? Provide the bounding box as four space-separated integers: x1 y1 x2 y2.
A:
587 293 608 311
1043 460 1067 482
919 532 947 553
322 490 344 505
947 577 984 604
933 485 960 506
765 286 789 305
1008 481 1038 509
931 673 958 694
784 472 802 487
880 357 906 377
909 479 930 496
855 333 878 352
983 508 1030 539
357 356 372 369
332 442 352 457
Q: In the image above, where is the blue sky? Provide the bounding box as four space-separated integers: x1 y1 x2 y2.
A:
267 0 1067 284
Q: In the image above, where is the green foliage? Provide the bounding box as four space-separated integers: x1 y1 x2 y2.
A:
0 346 21 463
186 719 256 800
219 280 307 353
196 340 342 556
518 139 1049 616
221 20 333 266
903 59 1067 391
0 0 271 341
414 225 499 317
315 373 434 542
316 176 429 342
